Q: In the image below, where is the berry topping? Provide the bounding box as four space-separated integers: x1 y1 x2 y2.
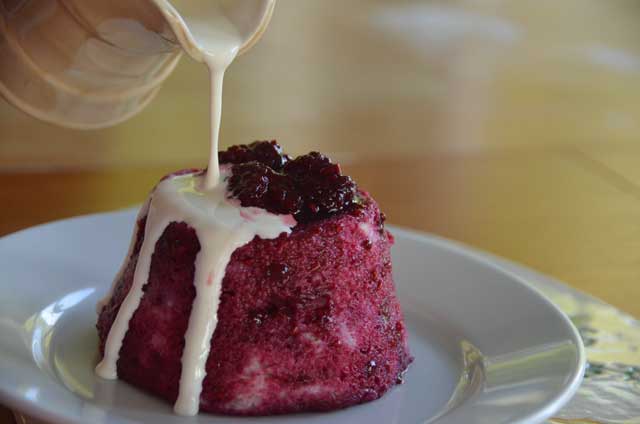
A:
222 142 358 223
284 152 356 221
219 140 290 170
228 162 301 215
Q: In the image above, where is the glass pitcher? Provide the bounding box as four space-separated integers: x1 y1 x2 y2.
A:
0 0 274 129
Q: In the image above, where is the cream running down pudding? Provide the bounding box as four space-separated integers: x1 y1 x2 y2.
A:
96 141 412 415
94 0 411 417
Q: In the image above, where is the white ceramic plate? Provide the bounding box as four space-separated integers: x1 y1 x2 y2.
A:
0 209 584 424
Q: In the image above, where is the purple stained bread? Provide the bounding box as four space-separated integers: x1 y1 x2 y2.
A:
96 142 412 415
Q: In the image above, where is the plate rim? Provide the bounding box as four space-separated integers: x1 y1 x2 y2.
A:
0 209 586 424
388 225 586 424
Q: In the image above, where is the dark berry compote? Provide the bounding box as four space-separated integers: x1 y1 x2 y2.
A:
221 140 358 223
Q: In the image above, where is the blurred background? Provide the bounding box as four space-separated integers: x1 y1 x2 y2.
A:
1 0 640 317
2 0 640 169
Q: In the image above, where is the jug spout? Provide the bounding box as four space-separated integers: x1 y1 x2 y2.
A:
152 0 275 62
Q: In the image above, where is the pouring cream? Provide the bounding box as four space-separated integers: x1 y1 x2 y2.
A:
153 0 275 189
94 0 285 416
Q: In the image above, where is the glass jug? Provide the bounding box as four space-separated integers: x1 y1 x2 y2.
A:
0 0 274 129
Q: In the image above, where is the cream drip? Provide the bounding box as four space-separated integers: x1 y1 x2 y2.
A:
96 201 150 315
96 170 295 415
96 0 283 416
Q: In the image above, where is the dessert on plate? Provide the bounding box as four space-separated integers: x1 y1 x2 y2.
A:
96 141 412 415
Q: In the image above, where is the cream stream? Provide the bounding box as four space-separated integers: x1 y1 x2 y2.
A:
95 0 285 416
96 170 294 415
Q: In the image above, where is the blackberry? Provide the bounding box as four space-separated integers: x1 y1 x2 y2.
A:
219 140 289 170
226 145 357 223
228 162 301 215
284 152 356 222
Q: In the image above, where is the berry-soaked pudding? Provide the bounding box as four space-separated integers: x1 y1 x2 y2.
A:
96 141 412 416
